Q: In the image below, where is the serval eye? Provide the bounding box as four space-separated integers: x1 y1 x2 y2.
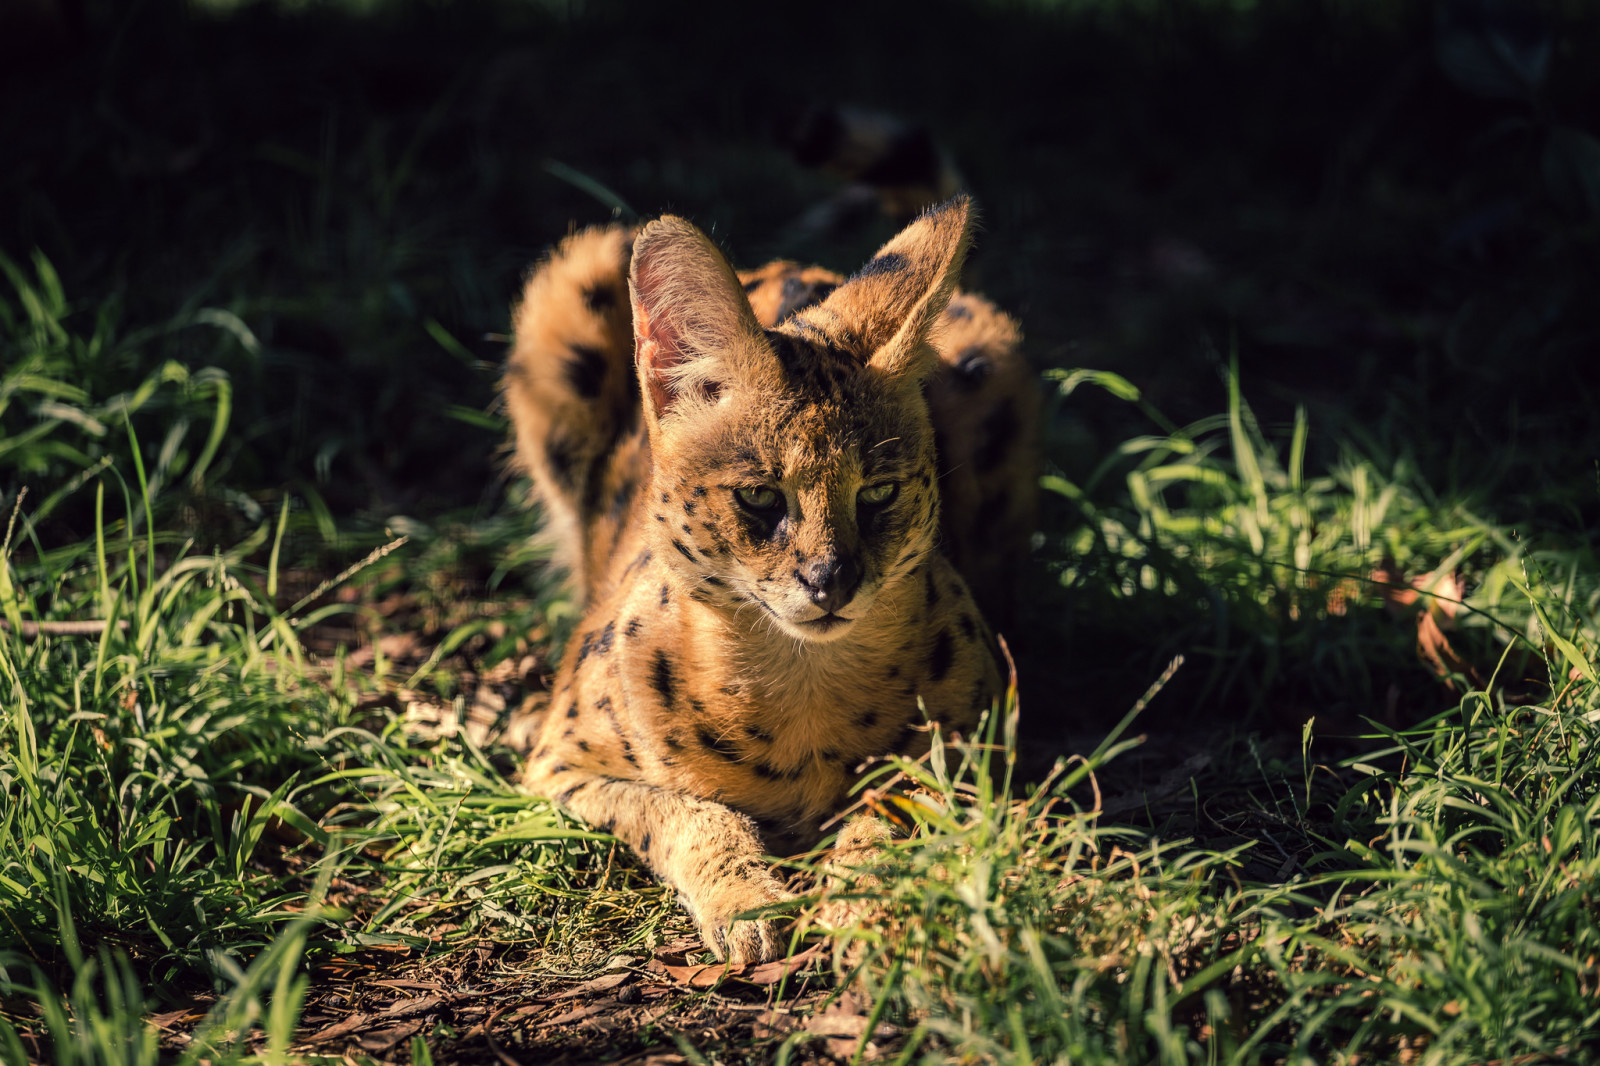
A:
858 482 898 507
735 485 782 512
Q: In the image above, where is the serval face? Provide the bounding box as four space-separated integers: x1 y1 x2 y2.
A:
642 326 941 643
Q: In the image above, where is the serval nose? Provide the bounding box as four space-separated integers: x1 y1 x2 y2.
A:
796 554 861 614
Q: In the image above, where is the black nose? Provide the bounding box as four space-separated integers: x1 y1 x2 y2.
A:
797 555 861 613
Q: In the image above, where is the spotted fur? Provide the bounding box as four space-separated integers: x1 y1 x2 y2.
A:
503 197 1037 964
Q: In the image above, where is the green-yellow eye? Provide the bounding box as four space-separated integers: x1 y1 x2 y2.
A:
859 482 898 506
735 485 782 511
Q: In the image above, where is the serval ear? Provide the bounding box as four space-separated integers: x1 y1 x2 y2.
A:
629 216 777 423
798 195 973 382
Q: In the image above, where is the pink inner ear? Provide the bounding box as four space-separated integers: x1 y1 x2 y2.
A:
632 297 681 416
634 283 722 414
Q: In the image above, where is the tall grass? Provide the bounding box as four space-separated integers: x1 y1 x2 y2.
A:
819 609 1598 1063
5 240 1599 1062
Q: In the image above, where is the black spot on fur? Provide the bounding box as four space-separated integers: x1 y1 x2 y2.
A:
610 477 637 519
671 539 696 563
976 401 1019 471
573 620 616 666
661 492 670 503
693 486 707 497
855 252 907 279
583 283 618 312
625 617 643 638
887 664 900 679
565 344 608 399
623 548 652 576
688 698 706 716
639 832 652 854
556 782 588 804
545 434 578 490
665 731 685 751
744 723 774 743
929 628 955 683
767 331 806 378
790 314 826 338
775 276 838 321
856 709 879 730
651 650 675 707
681 523 692 534
742 278 764 293
565 703 578 719
953 345 993 391
683 498 696 516
945 299 972 321
660 584 671 607
703 575 724 586
697 726 741 761
577 739 590 752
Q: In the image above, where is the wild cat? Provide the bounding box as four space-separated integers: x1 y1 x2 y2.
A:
503 197 1037 962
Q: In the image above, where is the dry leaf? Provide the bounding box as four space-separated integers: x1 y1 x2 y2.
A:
356 1018 425 1052
543 1001 616 1026
752 1013 804 1039
803 992 874 1037
369 979 446 993
374 994 446 1018
743 944 824 985
550 971 632 1000
1372 565 1479 687
146 1006 207 1031
658 960 727 988
302 1013 373 1044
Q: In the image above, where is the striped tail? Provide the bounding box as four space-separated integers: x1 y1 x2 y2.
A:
503 224 647 604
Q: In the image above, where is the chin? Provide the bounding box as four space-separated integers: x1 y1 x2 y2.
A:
784 613 858 643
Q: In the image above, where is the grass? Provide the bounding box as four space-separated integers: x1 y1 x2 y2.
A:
5 242 1599 1063
4 0 1600 1060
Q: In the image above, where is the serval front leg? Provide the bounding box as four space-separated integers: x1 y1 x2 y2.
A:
531 766 793 965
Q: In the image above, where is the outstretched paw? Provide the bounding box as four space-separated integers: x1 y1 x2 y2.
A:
818 815 894 935
691 871 794 967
